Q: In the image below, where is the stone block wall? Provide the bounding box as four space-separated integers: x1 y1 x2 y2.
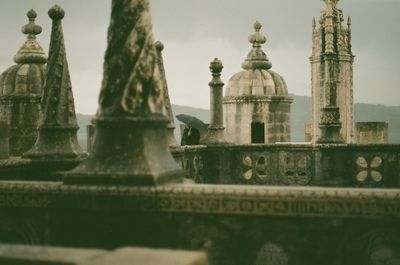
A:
356 122 388 144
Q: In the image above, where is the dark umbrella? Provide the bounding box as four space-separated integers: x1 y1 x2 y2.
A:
176 114 208 132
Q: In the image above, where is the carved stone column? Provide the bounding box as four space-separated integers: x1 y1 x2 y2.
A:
202 58 227 144
155 41 177 146
64 0 183 185
317 55 345 144
23 5 86 169
0 121 9 159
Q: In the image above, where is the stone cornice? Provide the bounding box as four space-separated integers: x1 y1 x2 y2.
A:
0 181 399 219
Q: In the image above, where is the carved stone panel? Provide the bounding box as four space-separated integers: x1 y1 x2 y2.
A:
279 151 313 186
352 151 399 187
237 152 278 185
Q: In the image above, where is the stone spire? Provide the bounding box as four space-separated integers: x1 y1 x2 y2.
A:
155 41 177 146
242 21 272 71
14 9 47 64
310 0 354 144
23 5 85 166
64 0 183 185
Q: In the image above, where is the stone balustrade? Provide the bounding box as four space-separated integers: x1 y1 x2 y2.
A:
173 143 400 188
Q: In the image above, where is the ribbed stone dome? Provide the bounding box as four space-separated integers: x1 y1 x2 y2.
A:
224 21 288 97
225 69 288 96
0 64 45 96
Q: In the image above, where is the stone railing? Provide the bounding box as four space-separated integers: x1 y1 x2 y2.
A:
0 244 207 265
172 144 400 188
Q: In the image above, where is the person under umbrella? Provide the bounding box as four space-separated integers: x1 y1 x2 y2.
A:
176 114 206 146
181 125 200 145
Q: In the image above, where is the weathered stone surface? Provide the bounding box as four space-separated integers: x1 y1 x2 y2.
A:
223 22 293 144
0 9 46 156
0 121 9 159
0 244 106 265
0 182 400 265
202 58 228 144
23 5 86 170
356 122 388 144
155 41 178 147
311 0 354 144
0 244 207 265
63 0 183 185
85 247 207 265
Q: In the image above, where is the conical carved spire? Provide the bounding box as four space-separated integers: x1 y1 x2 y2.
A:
155 41 177 146
64 0 183 185
242 21 272 71
23 5 85 166
14 9 47 64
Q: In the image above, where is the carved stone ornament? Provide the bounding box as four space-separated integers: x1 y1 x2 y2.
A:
23 5 86 170
63 0 183 185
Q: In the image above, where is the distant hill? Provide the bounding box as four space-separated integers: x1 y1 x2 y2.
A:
76 96 400 149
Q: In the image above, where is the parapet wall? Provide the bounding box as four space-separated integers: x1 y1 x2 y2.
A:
173 144 400 188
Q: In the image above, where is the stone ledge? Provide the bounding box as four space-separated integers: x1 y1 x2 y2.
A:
0 181 399 219
0 244 207 265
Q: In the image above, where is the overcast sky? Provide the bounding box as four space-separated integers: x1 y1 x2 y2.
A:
0 0 399 114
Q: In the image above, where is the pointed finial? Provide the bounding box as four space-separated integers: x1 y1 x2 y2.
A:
312 17 316 29
23 5 85 165
63 0 182 185
154 40 177 146
210 58 223 77
22 9 42 39
248 21 267 48
14 9 47 64
347 16 352 26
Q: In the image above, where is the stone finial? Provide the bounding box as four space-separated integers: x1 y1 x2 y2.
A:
23 5 85 167
210 58 223 77
14 9 47 64
347 16 352 27
22 9 42 39
64 0 183 185
242 21 272 71
248 21 267 48
312 17 316 29
155 40 177 146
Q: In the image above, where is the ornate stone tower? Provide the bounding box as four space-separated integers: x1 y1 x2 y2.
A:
0 9 47 155
310 0 354 144
223 22 293 144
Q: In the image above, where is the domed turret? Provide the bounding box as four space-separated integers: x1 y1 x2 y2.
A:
225 21 288 97
223 22 293 144
0 9 47 155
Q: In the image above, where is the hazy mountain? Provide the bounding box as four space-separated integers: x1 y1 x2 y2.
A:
76 96 400 149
